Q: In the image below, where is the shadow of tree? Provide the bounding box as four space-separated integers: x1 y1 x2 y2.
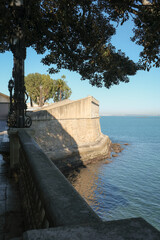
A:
30 110 84 173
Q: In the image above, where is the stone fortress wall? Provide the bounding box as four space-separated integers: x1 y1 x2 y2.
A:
30 96 111 171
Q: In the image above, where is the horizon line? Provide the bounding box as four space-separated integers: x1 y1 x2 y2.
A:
100 114 160 117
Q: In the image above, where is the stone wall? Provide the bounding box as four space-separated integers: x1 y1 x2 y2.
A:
18 130 101 229
34 96 99 119
30 96 111 171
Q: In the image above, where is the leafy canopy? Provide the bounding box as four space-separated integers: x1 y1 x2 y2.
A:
25 73 71 105
1 1 159 87
25 73 54 105
100 0 160 70
53 75 72 102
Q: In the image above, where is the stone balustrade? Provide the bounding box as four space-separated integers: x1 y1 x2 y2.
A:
18 130 101 230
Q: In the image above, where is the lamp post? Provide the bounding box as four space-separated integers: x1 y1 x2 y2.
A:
8 78 14 114
8 78 16 127
9 0 31 128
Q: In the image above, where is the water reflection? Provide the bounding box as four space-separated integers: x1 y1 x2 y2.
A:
67 163 101 208
66 162 128 218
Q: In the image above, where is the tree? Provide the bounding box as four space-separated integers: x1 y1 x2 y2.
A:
0 0 140 89
1 1 159 89
100 0 160 70
25 73 54 106
25 73 72 105
131 2 160 70
53 75 72 102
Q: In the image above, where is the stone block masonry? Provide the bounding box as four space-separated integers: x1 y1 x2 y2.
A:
30 96 112 171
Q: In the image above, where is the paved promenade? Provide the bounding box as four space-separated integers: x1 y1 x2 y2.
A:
0 121 23 240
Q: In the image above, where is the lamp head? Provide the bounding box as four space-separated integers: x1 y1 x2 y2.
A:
8 79 14 91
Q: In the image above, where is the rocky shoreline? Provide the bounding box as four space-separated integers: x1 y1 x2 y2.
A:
53 142 129 175
103 143 128 164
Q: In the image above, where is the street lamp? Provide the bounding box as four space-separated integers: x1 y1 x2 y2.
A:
8 78 16 127
8 78 14 113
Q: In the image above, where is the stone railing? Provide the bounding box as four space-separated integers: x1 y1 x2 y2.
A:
18 130 101 230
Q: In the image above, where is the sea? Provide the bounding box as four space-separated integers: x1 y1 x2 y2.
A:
69 116 160 231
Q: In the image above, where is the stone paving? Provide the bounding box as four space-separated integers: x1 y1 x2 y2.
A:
0 121 23 240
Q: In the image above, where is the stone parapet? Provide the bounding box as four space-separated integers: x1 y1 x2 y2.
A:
8 128 35 169
18 130 101 229
23 218 160 240
31 96 99 120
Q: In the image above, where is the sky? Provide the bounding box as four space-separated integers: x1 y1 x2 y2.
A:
0 19 160 116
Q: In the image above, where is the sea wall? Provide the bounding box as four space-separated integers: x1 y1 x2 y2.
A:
30 96 111 171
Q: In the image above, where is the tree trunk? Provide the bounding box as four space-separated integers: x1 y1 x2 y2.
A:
60 87 62 101
30 97 33 107
13 54 25 128
39 85 43 107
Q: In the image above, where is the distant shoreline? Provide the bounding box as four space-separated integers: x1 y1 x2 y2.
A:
100 115 160 117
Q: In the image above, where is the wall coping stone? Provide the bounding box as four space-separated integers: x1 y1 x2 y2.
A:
39 96 99 112
23 218 160 240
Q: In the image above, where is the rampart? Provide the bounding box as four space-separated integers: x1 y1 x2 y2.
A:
30 96 111 171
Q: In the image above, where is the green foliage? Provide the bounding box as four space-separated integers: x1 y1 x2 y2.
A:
25 73 72 105
102 1 160 70
1 1 159 87
53 75 72 102
131 4 160 70
25 73 54 105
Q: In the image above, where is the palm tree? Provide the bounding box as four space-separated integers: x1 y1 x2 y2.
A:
52 75 72 102
56 79 65 101
55 75 66 101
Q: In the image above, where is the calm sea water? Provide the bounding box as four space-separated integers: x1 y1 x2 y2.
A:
69 116 160 230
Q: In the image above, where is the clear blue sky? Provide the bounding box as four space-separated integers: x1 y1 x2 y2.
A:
0 19 159 115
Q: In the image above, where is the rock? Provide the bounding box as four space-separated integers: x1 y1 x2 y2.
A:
112 154 118 157
111 143 123 153
123 143 129 146
104 160 112 164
